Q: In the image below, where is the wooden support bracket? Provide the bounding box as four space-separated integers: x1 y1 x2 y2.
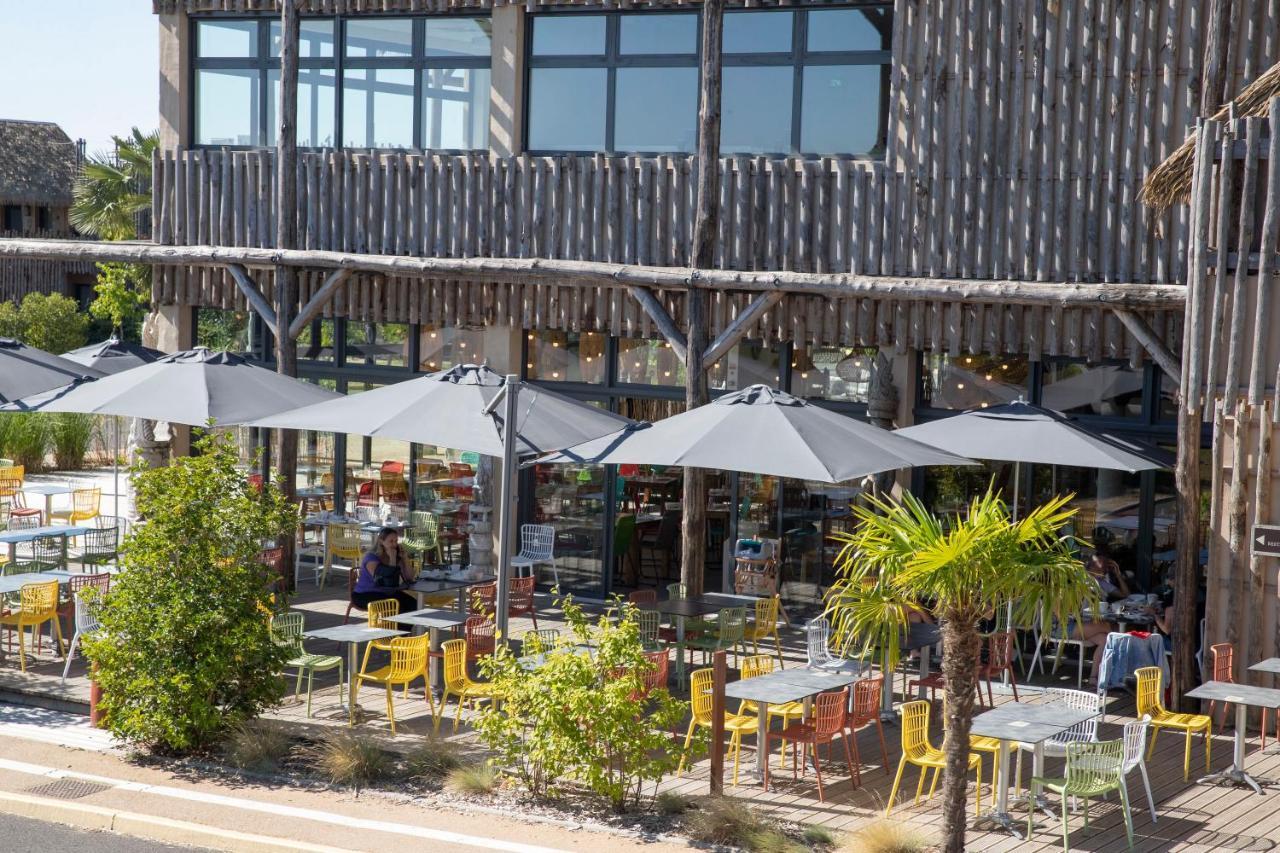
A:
703 291 784 365
225 263 279 340
288 268 353 340
627 285 688 362
1112 308 1182 387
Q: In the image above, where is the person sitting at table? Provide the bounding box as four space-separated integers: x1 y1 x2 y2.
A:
351 527 417 615
1085 544 1130 601
1147 588 1176 654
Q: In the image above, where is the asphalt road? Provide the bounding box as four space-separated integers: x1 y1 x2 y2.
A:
0 812 210 852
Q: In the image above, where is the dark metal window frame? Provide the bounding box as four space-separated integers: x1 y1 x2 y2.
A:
189 13 492 152
523 3 893 158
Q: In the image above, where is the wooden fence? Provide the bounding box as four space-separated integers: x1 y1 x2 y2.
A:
0 229 96 303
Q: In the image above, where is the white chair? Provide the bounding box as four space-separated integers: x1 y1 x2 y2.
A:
510 523 558 587
1118 714 1157 822
804 617 864 674
1028 609 1091 690
61 592 101 683
1014 688 1101 794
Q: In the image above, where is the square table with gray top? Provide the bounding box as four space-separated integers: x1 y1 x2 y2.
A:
408 574 496 612
725 667 862 779
384 608 468 692
970 701 1100 838
303 624 405 726
0 569 75 596
641 596 738 683
1186 680 1280 793
0 525 92 567
21 483 75 523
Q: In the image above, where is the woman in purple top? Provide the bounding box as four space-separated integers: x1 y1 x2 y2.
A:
351 527 417 615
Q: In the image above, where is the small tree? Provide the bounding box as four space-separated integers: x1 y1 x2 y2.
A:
84 432 297 753
474 597 697 811
825 488 1096 853
0 292 90 354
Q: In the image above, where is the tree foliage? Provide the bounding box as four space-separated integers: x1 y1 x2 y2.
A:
0 292 90 354
90 262 150 333
474 597 697 810
84 432 298 753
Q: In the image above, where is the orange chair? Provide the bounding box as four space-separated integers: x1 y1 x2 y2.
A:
464 615 495 661
507 576 537 629
627 589 657 607
977 631 1020 707
848 673 891 779
636 649 670 698
1208 643 1235 734
469 582 496 618
764 688 856 802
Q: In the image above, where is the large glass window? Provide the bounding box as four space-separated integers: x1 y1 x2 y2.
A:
1041 359 1144 419
192 15 490 150
920 354 1029 410
527 331 608 383
527 13 699 153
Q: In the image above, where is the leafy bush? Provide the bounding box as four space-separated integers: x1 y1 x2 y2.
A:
0 292 89 354
474 597 697 811
50 413 97 470
445 763 500 795
313 732 390 791
0 413 52 472
84 432 297 752
222 722 293 772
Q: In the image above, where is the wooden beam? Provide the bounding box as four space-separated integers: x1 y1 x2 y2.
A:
0 240 1190 310
626 285 688 361
288 267 352 340
225 263 279 339
703 290 783 366
1112 308 1182 386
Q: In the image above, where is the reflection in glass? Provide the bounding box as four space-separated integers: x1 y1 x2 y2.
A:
527 331 607 383
528 68 607 151
196 69 262 146
807 8 892 52
533 462 606 595
723 10 793 53
619 14 697 55
921 354 1029 410
197 20 258 58
422 67 490 149
722 66 793 154
707 342 780 391
614 68 697 152
419 325 516 373
342 68 415 148
617 338 686 387
791 346 874 402
1031 464 1143 588
425 18 492 56
531 15 607 55
344 18 414 57
268 68 336 147
195 308 250 352
1041 360 1144 418
271 19 335 57
800 65 884 155
297 318 336 362
345 323 409 367
779 478 863 596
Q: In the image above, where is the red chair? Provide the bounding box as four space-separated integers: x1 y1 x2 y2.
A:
764 688 855 802
464 615 495 661
380 460 405 475
847 673 891 782
637 649 669 698
627 589 657 606
1209 642 1235 734
977 631 1019 707
343 568 364 624
470 582 496 618
508 576 537 629
439 507 469 562
355 480 379 508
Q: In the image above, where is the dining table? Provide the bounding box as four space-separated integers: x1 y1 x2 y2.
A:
1249 657 1280 755
0 568 74 596
302 623 406 725
640 592 762 682
1186 680 1280 793
407 573 496 613
383 608 469 692
0 525 93 566
20 483 74 524
971 700 1099 838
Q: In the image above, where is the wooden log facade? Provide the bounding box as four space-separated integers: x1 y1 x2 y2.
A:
0 229 95 303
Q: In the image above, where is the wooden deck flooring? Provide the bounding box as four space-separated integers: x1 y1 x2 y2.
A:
4 582 1279 851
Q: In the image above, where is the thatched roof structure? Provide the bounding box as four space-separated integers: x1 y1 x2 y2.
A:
1142 61 1280 210
0 120 79 208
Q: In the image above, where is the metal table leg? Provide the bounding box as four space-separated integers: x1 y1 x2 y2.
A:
428 626 444 694
756 699 770 778
916 646 932 699
973 739 1025 838
1197 704 1275 793
346 641 359 725
675 615 687 684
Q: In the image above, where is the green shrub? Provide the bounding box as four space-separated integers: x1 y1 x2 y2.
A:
50 413 96 470
655 790 693 815
313 732 390 791
0 292 89 354
402 737 463 780
474 596 698 811
685 797 766 846
83 432 297 752
222 722 293 773
0 414 51 472
445 763 500 796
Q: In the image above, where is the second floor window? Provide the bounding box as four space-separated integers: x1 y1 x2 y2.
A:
192 15 491 151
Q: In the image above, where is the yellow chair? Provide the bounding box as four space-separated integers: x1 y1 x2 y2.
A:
322 523 363 588
1136 665 1212 781
745 595 785 667
677 668 761 786
438 638 502 734
738 655 803 768
359 599 401 680
355 635 432 734
50 487 100 526
886 700 983 816
0 580 65 673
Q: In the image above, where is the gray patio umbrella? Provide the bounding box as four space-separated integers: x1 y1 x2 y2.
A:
538 384 974 483
0 338 105 404
7 347 340 426
62 337 165 374
252 364 635 639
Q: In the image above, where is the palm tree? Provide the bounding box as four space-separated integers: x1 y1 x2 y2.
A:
70 128 158 240
824 488 1096 853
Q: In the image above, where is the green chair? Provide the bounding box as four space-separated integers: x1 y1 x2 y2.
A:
613 514 636 583
636 608 662 651
1029 738 1134 852
402 510 443 565
81 520 121 569
271 612 344 718
522 628 560 655
686 606 748 669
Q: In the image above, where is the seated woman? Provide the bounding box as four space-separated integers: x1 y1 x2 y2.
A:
1085 544 1131 602
351 527 418 615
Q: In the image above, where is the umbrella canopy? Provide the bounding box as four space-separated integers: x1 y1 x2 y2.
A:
894 400 1172 473
0 338 105 404
7 347 340 426
62 337 165 375
250 363 634 457
539 384 974 483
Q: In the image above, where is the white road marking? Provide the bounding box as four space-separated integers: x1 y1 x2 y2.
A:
0 755 568 853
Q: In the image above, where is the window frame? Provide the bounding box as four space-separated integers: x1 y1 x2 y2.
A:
189 13 492 152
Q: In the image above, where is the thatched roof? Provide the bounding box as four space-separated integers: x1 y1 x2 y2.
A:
0 120 78 208
1142 62 1280 210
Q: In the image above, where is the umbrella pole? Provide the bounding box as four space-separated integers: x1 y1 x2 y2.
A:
493 376 521 646
113 416 120 518
1005 460 1020 681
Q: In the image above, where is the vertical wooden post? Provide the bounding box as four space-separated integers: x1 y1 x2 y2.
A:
710 649 726 795
275 0 300 561
682 0 724 598
1200 0 1234 116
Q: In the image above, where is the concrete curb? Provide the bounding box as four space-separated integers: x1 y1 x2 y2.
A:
0 790 352 853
